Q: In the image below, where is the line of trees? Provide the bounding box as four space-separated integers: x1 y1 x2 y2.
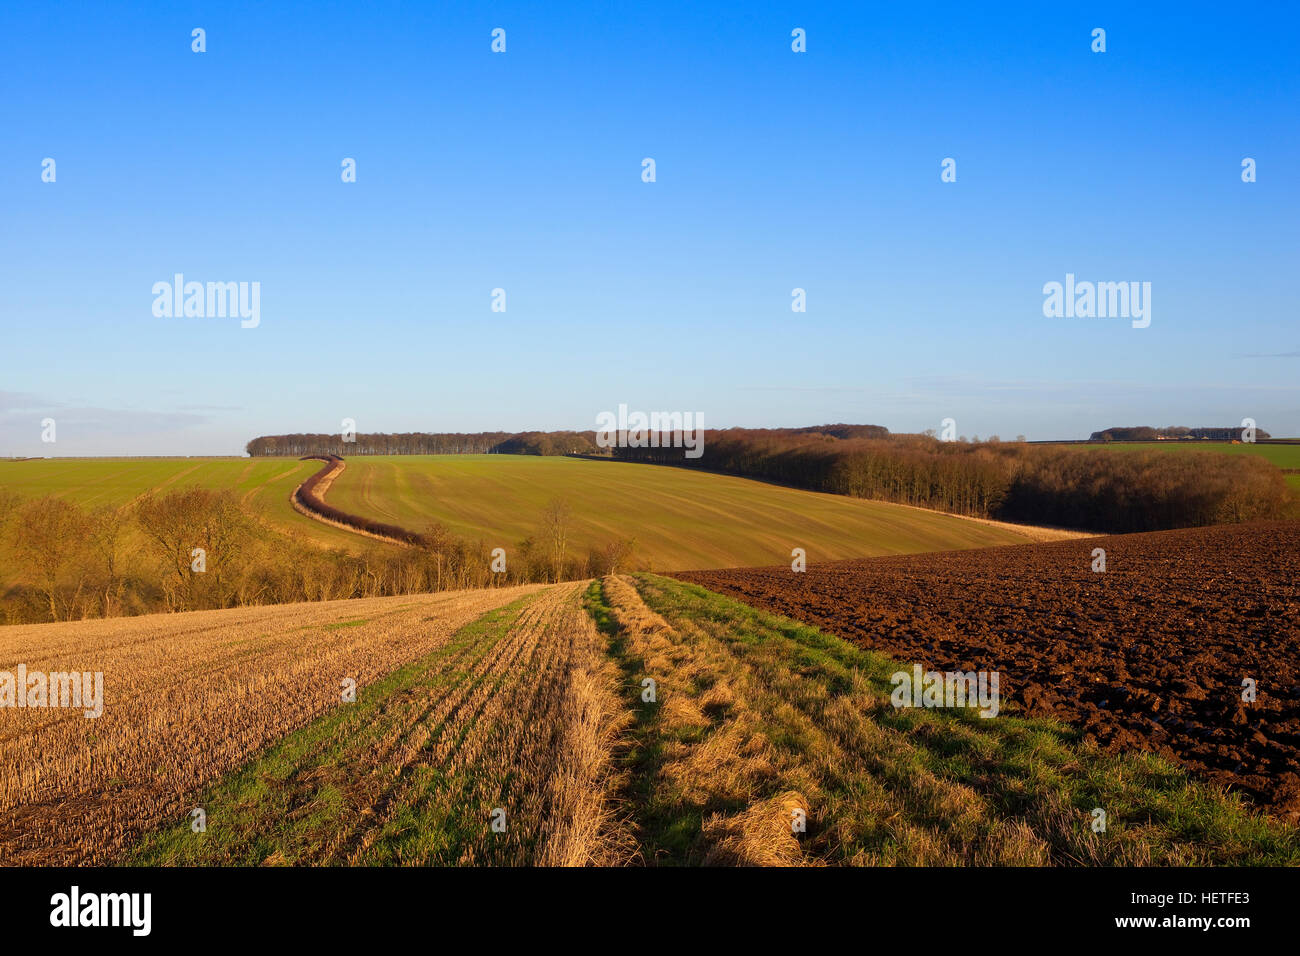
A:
609 428 1295 533
997 444 1291 530
247 425 893 459
0 486 638 625
247 431 602 457
1090 425 1273 441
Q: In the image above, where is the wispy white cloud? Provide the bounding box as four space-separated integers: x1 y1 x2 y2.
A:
0 390 215 454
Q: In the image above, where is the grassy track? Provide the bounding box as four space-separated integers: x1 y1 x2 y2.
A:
327 454 1034 570
111 575 1300 866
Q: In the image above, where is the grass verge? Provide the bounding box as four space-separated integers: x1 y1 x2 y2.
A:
588 573 1299 865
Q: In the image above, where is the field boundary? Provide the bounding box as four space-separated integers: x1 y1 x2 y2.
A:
291 456 422 547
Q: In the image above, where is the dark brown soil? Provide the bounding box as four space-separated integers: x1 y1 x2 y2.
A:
676 520 1300 813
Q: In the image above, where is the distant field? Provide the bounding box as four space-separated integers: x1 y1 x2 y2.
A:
0 457 362 550
327 454 1034 570
1068 441 1300 489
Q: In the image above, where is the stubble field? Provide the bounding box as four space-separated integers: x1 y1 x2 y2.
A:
0 583 540 864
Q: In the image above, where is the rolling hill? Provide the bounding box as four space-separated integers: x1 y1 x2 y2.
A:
0 457 356 549
323 454 1039 570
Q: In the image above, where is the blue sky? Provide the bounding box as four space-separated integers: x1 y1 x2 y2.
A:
2 1 1297 455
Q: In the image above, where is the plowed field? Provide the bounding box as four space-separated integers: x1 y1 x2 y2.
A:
677 521 1300 814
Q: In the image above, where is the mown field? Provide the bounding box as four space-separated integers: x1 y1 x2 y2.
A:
324 454 1036 570
3 570 1293 867
0 454 1036 574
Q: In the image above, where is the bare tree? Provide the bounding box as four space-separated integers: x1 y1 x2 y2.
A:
88 505 127 616
540 497 572 583
137 488 250 610
600 537 637 575
11 496 91 620
0 489 21 583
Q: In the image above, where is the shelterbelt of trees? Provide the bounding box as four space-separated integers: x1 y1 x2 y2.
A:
1090 425 1273 441
246 431 603 457
607 429 1295 534
245 424 892 458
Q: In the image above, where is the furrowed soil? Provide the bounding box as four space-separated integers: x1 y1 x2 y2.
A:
588 574 1296 864
677 520 1300 815
0 584 541 865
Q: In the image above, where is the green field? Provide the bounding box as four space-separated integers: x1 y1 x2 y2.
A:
1078 441 1300 489
0 457 360 550
0 454 1035 573
326 454 1033 570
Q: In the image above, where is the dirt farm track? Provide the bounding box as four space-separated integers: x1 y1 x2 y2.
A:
678 520 1300 815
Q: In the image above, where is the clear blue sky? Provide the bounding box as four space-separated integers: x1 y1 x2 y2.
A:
2 1 1297 455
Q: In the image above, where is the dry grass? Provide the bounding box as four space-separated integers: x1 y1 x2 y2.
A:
702 790 812 866
531 586 639 866
589 574 1299 866
599 574 817 863
0 585 541 864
